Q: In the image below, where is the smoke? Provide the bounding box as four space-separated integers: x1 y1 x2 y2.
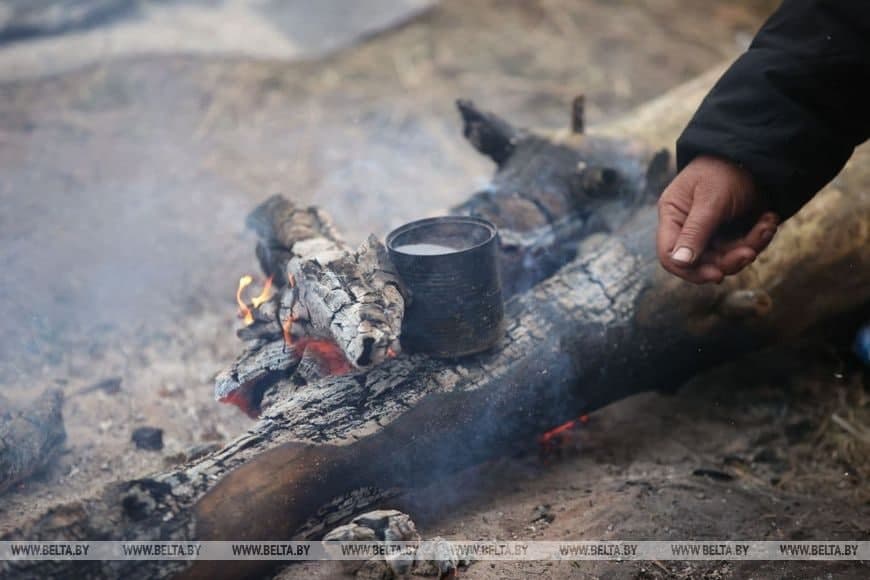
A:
0 34 489 389
0 62 256 384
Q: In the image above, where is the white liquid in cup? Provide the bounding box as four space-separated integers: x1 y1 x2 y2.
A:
394 242 458 255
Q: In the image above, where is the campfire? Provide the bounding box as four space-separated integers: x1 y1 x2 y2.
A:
5 87 870 580
212 97 666 422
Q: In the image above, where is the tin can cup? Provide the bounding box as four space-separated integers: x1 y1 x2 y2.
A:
386 216 504 358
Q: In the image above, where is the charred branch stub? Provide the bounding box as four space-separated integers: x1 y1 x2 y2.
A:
571 94 585 134
452 100 671 296
642 148 673 202
214 339 302 417
456 99 520 166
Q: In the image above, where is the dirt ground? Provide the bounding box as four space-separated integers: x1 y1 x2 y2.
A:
1 0 868 578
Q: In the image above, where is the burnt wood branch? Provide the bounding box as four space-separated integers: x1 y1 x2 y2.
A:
226 236 406 415
571 94 585 134
5 67 870 580
455 99 520 166
286 234 404 368
452 99 670 296
0 390 65 495
246 194 344 283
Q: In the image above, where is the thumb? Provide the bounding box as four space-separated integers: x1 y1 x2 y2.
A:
670 194 723 266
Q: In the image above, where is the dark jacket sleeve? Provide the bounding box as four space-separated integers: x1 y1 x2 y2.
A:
676 0 870 219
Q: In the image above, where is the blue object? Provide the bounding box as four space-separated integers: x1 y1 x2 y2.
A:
855 323 870 366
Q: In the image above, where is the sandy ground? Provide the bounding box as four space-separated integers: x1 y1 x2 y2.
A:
1 0 868 578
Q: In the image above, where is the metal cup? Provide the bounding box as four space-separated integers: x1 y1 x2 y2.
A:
387 216 504 358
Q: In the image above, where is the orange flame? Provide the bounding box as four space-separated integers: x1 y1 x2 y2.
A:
236 275 274 326
251 275 274 308
236 275 254 325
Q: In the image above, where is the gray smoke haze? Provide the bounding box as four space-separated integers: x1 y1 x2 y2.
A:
0 77 253 379
0 0 489 388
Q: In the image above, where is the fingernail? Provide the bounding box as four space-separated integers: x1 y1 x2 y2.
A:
760 229 774 243
671 247 694 264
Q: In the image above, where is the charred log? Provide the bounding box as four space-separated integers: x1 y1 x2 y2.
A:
0 390 65 495
245 195 343 284
286 234 404 368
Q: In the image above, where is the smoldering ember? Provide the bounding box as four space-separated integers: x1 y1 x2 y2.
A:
1 2 869 580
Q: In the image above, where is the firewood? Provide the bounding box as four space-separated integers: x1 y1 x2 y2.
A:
245 195 344 283
213 339 301 417
4 67 869 580
0 390 65 495
244 195 406 370
286 234 405 368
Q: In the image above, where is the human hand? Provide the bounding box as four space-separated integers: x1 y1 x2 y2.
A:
656 155 780 284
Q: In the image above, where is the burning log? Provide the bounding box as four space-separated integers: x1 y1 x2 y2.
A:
0 390 65 495
242 195 406 369
216 198 407 413
4 67 870 580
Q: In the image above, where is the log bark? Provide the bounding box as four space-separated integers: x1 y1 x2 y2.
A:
4 67 870 580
